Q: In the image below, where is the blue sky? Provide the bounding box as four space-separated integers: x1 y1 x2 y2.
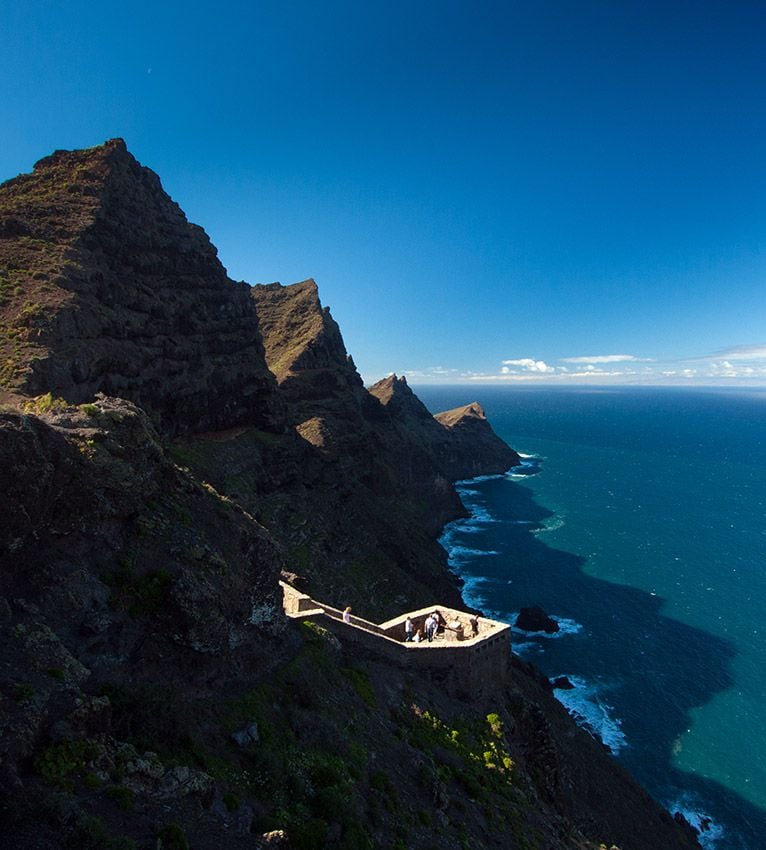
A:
2 0 765 384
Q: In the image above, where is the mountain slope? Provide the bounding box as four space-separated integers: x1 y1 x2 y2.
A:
0 141 701 850
0 139 279 434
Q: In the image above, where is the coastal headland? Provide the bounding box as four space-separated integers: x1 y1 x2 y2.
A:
0 141 701 849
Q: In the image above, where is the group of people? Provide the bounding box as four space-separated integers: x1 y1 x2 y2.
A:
342 605 481 644
404 610 442 643
403 610 479 643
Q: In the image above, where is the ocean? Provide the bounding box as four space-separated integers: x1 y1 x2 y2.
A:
416 385 766 850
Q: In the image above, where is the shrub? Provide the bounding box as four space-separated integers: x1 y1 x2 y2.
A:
342 668 376 707
71 814 137 850
45 667 66 681
103 565 171 618
106 785 134 811
223 792 240 812
156 822 189 850
35 740 102 787
22 392 68 414
13 682 35 704
290 817 328 850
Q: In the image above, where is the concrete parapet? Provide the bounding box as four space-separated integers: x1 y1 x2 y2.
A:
279 581 512 698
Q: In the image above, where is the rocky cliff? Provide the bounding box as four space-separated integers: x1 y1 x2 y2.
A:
368 374 520 525
0 139 280 434
0 142 700 850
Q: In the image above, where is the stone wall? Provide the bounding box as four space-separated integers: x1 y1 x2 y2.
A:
279 582 512 699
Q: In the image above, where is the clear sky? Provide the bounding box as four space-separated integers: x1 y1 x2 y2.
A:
2 0 765 385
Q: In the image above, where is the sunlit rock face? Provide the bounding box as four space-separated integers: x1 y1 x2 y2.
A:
0 139 280 435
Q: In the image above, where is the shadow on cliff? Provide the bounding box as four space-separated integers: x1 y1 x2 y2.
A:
442 475 763 850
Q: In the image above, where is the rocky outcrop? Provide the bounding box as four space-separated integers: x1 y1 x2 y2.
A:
192 282 469 616
369 373 521 481
516 605 560 634
0 139 280 434
250 278 367 453
250 279 362 399
434 400 520 479
0 395 286 844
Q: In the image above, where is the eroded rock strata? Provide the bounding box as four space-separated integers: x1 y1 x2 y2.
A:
0 141 700 850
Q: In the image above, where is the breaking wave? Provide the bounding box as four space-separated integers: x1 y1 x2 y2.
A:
507 453 542 479
551 675 627 755
669 794 726 849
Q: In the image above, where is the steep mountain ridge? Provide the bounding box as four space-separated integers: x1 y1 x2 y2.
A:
0 139 279 434
0 141 701 850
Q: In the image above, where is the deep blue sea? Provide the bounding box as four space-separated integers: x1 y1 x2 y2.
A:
417 386 766 850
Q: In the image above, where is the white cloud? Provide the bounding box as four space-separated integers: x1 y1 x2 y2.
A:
706 344 766 361
501 358 556 373
387 343 766 387
560 354 643 364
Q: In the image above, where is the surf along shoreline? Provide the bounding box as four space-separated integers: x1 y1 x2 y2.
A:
438 455 750 850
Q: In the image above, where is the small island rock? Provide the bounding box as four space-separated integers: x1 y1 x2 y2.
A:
515 605 560 634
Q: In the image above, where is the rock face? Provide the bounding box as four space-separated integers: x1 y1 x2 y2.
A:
369 373 521 486
0 142 701 850
0 139 279 434
0 396 284 810
434 400 520 480
516 605 561 634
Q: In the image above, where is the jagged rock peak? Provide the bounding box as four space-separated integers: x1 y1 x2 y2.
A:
251 278 358 387
0 139 279 434
434 401 487 427
368 373 435 420
368 373 408 403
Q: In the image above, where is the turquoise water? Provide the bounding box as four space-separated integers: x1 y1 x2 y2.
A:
417 386 766 850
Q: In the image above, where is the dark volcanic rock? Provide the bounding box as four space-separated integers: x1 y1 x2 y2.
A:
369 373 520 485
515 605 560 633
551 676 575 690
434 400 520 479
0 395 286 821
251 278 366 451
0 139 280 435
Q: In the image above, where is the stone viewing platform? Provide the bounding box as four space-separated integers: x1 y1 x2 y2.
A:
280 582 512 699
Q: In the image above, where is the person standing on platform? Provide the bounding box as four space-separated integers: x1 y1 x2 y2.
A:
425 614 436 642
404 615 414 641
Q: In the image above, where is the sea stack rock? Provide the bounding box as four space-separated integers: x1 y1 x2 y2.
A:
515 605 560 634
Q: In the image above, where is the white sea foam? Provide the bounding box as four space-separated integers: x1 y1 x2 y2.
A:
456 472 506 484
668 794 725 849
551 615 583 635
447 545 499 567
533 515 565 534
511 640 543 657
459 575 490 610
552 675 627 755
464 505 497 524
507 454 542 478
